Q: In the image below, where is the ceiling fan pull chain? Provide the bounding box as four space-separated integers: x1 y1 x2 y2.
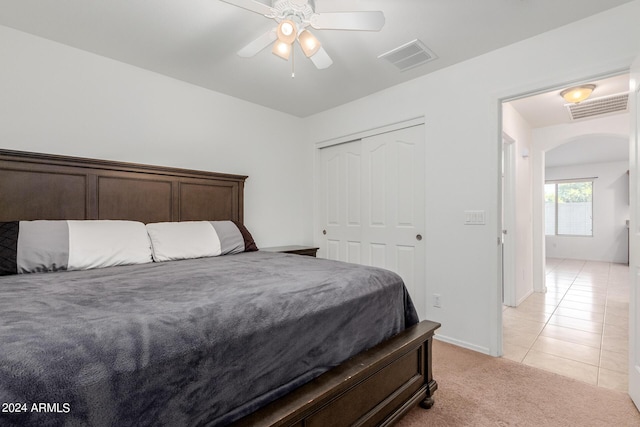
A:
291 46 295 78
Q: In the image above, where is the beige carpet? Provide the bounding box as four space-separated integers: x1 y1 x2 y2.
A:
396 339 640 427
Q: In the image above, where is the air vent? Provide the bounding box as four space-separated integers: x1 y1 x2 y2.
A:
566 92 629 120
378 39 437 72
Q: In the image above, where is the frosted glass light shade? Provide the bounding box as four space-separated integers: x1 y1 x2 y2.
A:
272 40 291 60
276 20 297 44
298 29 321 57
560 84 596 103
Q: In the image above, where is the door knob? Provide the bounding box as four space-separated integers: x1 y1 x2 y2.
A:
416 234 422 241
322 229 327 235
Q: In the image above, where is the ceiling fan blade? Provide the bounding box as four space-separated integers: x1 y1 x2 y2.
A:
219 0 274 16
309 46 333 69
310 11 385 31
238 28 277 57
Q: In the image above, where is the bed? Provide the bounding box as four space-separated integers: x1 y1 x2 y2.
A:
0 149 440 427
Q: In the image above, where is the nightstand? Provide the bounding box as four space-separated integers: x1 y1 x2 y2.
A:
261 245 319 257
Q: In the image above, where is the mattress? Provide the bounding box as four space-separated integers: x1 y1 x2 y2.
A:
0 251 418 426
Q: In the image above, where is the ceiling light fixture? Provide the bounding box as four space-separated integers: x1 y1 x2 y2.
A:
272 19 298 62
560 84 596 104
298 29 320 57
276 19 297 44
222 0 385 71
272 39 292 60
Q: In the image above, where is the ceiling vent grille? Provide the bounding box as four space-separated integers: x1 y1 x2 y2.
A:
378 39 437 72
566 92 629 120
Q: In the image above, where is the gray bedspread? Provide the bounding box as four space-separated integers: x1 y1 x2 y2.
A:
0 251 418 426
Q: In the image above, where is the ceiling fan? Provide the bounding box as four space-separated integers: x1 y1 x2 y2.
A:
220 0 385 70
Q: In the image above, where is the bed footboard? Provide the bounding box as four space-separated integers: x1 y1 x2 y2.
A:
232 320 440 427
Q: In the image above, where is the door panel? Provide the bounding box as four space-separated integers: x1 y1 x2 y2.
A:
347 241 361 264
319 140 362 261
369 141 387 227
347 152 361 226
318 125 426 318
326 153 340 226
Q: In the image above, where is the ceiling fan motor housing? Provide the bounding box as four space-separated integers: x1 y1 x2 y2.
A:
272 0 314 26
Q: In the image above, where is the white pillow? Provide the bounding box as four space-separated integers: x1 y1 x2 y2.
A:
146 221 222 262
67 220 153 270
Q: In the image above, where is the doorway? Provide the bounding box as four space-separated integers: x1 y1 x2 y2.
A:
501 73 631 391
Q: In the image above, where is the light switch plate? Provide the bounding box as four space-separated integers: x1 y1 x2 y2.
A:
464 210 486 225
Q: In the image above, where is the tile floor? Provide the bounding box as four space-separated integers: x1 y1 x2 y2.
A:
502 258 629 392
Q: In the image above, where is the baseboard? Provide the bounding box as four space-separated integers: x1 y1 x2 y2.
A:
433 334 491 356
516 289 534 306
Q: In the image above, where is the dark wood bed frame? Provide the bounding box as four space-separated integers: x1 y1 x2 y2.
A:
0 149 440 427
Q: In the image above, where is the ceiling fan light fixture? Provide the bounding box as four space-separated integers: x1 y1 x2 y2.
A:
225 0 385 70
276 19 297 44
298 29 321 57
560 84 596 104
272 39 292 60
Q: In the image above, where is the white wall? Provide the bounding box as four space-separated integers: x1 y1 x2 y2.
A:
502 104 534 304
0 24 313 247
545 161 629 263
305 1 640 355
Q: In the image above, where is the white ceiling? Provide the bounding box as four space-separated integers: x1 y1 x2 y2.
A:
545 134 629 168
508 73 631 168
509 74 631 129
0 0 634 117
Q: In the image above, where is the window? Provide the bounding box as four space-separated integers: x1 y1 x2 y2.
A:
545 180 593 236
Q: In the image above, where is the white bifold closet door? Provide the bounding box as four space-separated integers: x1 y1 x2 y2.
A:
318 124 426 318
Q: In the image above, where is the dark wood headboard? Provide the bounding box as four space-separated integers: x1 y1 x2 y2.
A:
0 150 247 223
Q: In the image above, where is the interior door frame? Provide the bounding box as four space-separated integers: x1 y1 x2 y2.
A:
495 67 631 357
628 55 640 411
314 116 426 149
502 133 517 307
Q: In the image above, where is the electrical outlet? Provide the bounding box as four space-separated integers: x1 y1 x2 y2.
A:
433 293 441 308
